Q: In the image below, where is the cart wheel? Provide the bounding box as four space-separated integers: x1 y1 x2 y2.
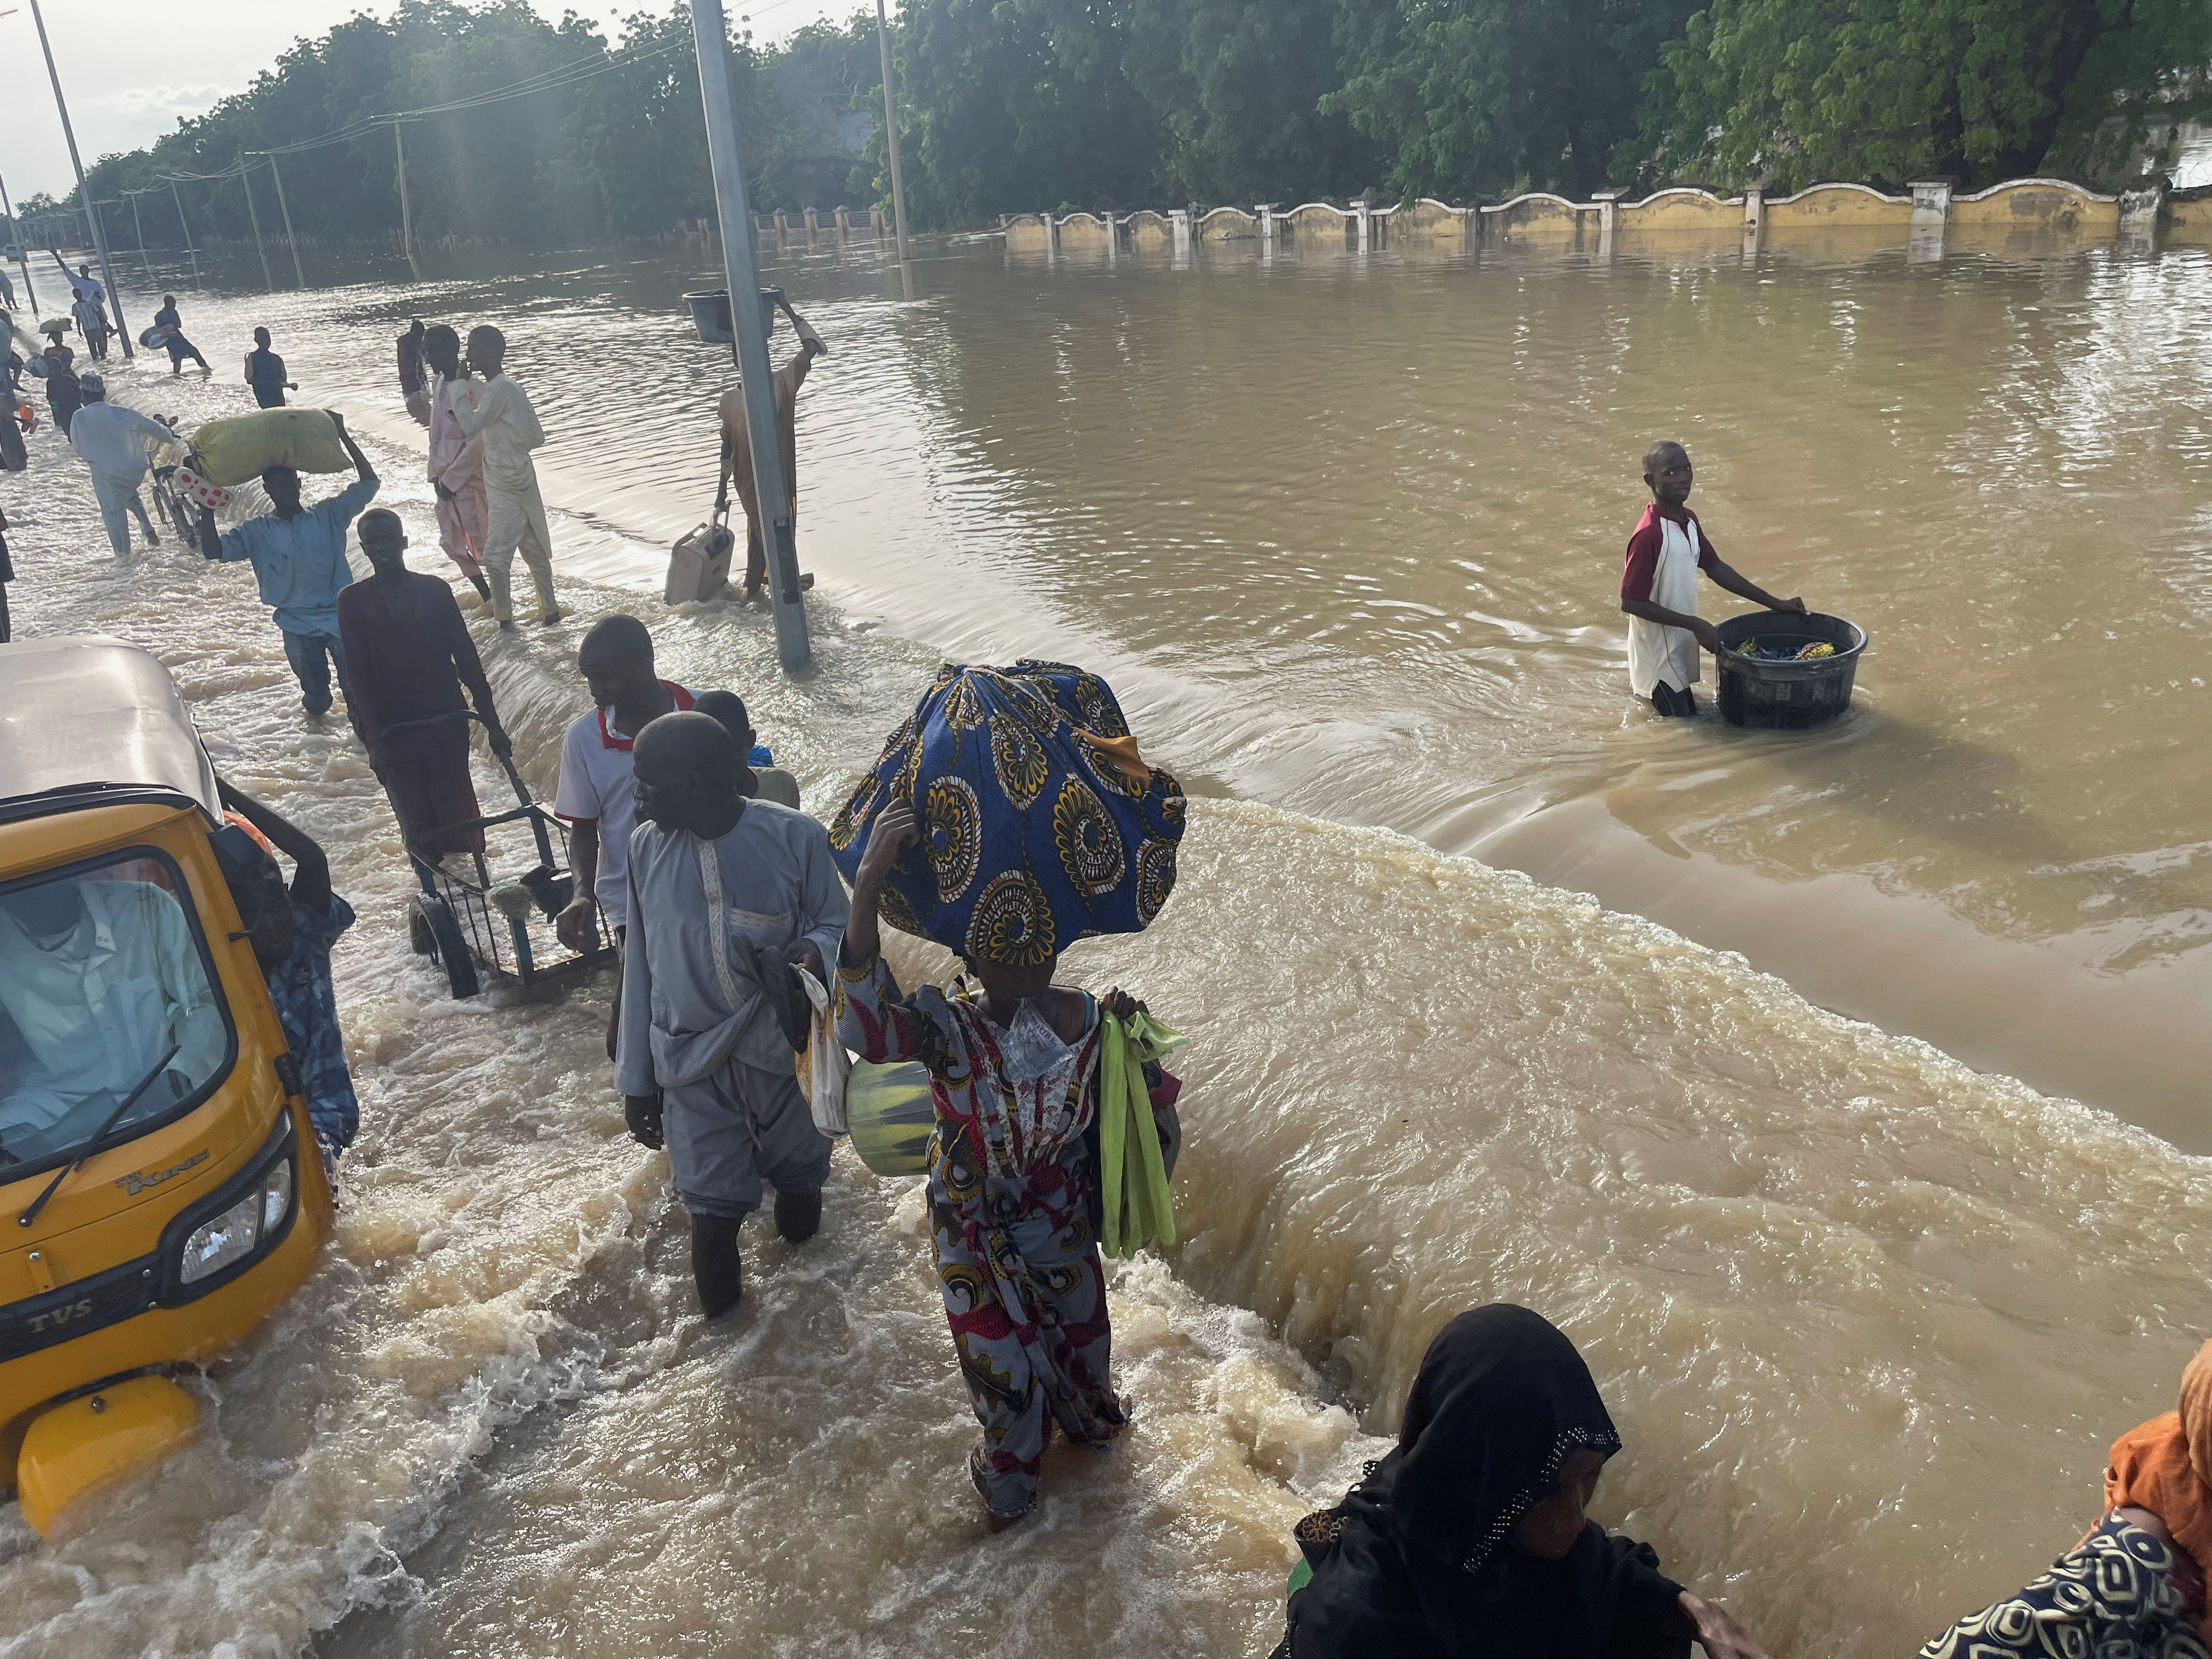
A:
414 894 479 1000
407 904 436 956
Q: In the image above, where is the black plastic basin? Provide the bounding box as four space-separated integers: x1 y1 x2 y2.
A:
1712 611 1867 729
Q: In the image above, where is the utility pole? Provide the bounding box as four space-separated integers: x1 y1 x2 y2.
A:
128 189 151 273
689 0 809 673
263 152 306 287
0 163 37 315
169 178 201 288
873 0 910 268
28 0 131 357
393 122 421 277
238 157 273 290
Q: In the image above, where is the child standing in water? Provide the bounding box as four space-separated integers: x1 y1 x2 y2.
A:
244 327 295 408
1619 441 1807 717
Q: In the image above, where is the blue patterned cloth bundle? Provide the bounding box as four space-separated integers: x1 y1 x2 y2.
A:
828 661 1186 963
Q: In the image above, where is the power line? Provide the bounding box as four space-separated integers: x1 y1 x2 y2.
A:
224 35 687 166
60 30 700 266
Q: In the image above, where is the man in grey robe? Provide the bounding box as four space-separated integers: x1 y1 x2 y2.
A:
614 712 847 1317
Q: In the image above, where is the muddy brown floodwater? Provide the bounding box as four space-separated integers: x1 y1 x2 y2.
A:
0 227 2205 1658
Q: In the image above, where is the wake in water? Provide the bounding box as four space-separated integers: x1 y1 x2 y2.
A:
0 280 2207 1659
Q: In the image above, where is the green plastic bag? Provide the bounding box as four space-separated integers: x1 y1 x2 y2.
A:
190 408 349 487
1098 1010 1186 1259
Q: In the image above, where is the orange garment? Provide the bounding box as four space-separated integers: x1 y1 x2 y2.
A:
2103 1338 2212 1640
1080 730 1151 788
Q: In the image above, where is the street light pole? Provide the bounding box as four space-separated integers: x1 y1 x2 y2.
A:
689 0 809 673
27 0 131 357
0 163 37 315
873 0 911 269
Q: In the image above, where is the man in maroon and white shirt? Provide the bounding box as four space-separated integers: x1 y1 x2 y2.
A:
554 615 692 1052
1620 440 1807 716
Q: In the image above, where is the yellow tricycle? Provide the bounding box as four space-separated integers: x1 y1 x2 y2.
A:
0 636 335 1534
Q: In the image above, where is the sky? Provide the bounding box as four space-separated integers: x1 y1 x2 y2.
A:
0 0 847 206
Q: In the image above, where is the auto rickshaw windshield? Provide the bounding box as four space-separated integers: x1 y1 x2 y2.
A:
0 850 233 1173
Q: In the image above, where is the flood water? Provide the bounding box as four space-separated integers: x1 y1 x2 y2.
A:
0 226 2207 1658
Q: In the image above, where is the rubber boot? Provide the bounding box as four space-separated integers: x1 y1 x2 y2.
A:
774 1189 821 1244
691 1212 744 1320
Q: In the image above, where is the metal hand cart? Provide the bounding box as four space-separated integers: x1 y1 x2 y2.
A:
382 712 617 999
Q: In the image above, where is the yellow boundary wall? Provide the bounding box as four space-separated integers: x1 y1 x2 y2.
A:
996 175 2179 255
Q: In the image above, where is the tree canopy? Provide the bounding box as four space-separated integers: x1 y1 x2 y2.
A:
38 0 2212 242
59 1 879 248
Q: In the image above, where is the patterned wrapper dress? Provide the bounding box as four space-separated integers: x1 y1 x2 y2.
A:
1917 1515 2210 1659
837 953 1126 1517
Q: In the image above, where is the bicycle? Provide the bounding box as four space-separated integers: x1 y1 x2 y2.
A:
145 416 198 544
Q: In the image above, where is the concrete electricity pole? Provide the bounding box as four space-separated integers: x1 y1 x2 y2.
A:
873 0 910 267
238 158 274 291
169 179 202 289
258 152 306 287
393 122 421 278
27 0 131 357
690 0 809 672
0 163 37 315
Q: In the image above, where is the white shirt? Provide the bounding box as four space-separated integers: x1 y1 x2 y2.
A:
553 684 693 930
1626 513 1707 697
0 879 228 1135
69 401 177 485
447 371 545 488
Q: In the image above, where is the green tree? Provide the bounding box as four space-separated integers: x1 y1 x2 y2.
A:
749 18 883 210
896 0 1164 223
1643 0 2202 190
1323 0 1696 200
1120 0 1374 201
57 0 2212 236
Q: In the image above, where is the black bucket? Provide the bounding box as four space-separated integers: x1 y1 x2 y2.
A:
1712 611 1866 729
681 287 785 347
682 290 734 345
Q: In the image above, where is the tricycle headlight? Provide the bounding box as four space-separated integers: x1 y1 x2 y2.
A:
178 1189 262 1285
261 1154 293 1234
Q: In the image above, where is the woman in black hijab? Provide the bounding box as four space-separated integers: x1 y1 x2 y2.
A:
1277 1305 1768 1659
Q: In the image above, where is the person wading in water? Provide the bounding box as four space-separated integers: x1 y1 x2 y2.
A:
422 324 492 602
615 712 845 1318
715 289 827 604
446 324 559 628
554 617 695 1054
838 800 1148 1531
198 411 377 716
336 507 511 859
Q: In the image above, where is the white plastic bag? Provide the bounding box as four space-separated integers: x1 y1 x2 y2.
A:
794 966 850 1138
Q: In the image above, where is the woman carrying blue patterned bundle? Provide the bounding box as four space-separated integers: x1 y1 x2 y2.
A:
832 661 1187 1530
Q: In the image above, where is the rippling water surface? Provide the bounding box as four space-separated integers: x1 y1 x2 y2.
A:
0 227 2205 1658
